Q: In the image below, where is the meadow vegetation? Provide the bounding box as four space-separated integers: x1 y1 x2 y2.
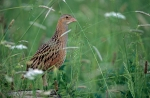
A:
0 0 150 97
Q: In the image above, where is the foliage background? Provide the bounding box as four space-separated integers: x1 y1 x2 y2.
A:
0 0 150 97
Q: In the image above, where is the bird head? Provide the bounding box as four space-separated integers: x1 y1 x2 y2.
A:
59 14 76 25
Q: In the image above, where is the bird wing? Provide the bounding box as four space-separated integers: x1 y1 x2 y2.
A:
26 42 60 70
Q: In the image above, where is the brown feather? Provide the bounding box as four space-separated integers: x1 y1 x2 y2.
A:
27 14 76 71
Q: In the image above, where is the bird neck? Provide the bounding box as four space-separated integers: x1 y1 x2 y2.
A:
55 21 68 37
51 21 68 46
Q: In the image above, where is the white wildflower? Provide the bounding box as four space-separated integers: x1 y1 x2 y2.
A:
4 44 12 49
29 21 46 30
5 75 13 82
24 68 43 80
0 40 15 46
10 44 27 49
104 12 126 20
1 40 27 50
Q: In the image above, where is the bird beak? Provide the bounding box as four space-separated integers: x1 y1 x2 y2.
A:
67 17 77 24
70 17 77 22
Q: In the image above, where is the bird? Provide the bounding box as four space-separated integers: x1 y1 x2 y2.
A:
26 14 76 90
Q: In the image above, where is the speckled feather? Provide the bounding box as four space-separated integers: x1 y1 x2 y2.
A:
26 14 76 71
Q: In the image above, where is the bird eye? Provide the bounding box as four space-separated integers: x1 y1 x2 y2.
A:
66 16 68 19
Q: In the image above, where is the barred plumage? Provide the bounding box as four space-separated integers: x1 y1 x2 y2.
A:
26 14 76 89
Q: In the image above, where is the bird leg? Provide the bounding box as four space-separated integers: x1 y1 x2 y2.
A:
11 81 14 90
54 80 58 91
42 73 48 90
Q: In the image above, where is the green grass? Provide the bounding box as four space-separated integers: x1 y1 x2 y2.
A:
0 0 150 97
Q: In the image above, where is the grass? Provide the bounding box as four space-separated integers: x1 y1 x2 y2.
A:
0 0 150 97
